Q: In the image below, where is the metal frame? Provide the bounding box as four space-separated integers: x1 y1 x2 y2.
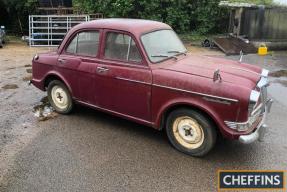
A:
29 15 90 47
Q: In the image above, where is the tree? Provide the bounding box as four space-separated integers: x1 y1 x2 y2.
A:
0 0 38 35
72 0 229 34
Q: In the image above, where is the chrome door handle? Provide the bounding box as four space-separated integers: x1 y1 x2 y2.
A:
97 66 109 73
58 58 66 64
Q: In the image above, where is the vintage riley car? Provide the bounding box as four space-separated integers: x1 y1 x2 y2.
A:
31 19 273 156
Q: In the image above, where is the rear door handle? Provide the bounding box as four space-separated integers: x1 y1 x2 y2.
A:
97 66 109 73
58 58 66 64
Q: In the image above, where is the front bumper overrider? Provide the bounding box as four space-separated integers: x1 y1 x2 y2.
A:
239 98 273 144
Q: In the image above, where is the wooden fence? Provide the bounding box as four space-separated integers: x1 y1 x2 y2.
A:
241 7 287 41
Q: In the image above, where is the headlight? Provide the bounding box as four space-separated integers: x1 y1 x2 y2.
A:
225 90 261 132
248 90 260 116
33 54 39 60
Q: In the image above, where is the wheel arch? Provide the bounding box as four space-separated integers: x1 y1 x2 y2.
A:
157 102 220 134
44 73 72 94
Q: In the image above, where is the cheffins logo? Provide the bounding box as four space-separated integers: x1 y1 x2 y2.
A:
218 170 285 190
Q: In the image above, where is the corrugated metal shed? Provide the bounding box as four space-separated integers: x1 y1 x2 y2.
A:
241 7 287 40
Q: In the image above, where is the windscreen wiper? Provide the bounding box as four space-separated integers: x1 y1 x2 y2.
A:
167 50 187 56
151 54 177 60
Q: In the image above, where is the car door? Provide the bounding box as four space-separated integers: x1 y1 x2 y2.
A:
58 30 101 103
95 30 152 121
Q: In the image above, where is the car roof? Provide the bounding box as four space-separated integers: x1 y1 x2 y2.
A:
72 18 172 37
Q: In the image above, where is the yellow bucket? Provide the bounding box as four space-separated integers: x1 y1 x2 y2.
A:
258 44 268 56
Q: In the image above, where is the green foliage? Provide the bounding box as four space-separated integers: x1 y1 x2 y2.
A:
73 0 229 34
0 0 39 35
1 0 231 35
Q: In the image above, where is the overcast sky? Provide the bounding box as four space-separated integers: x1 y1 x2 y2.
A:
274 0 287 5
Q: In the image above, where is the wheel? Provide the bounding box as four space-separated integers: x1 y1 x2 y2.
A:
166 108 217 157
47 80 73 114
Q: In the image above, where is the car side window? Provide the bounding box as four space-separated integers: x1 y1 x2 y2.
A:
65 31 99 56
104 32 142 63
66 35 77 54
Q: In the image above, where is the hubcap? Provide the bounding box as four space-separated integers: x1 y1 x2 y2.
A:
172 116 204 149
51 85 68 110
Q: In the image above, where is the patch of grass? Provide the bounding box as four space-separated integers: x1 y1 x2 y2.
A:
5 35 22 42
178 32 207 45
22 75 32 81
26 68 32 73
2 84 19 89
178 32 223 46
270 70 287 77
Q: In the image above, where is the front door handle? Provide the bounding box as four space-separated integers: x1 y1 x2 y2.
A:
97 66 109 73
58 58 66 64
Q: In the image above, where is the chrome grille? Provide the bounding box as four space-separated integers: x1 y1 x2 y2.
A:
257 76 269 114
261 86 267 105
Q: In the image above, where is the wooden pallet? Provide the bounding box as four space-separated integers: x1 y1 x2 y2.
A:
213 36 257 55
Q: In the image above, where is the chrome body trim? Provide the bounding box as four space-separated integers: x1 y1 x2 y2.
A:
225 68 272 133
251 103 263 116
153 84 239 103
257 76 269 88
76 100 153 126
229 67 261 76
202 97 231 105
114 77 239 103
239 124 267 144
261 69 269 77
238 99 272 144
224 99 273 134
249 90 260 103
115 77 151 85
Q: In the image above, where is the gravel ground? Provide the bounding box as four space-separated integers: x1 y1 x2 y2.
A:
0 42 287 192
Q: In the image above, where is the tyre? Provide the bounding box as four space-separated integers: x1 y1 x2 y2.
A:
166 108 217 157
47 80 73 114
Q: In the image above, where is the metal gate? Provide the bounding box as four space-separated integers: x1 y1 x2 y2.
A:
29 15 90 47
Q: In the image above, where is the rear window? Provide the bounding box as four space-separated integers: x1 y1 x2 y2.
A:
66 31 100 56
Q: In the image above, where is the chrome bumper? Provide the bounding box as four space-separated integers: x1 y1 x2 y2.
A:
239 98 273 144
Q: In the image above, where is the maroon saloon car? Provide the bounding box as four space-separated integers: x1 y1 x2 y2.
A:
31 19 272 156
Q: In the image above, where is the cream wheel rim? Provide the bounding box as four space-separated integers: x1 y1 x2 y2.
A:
51 85 68 110
172 116 204 149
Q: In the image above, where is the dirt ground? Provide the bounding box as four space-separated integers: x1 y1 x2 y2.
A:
0 42 52 182
0 42 287 191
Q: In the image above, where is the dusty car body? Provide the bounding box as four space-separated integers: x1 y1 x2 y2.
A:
31 19 272 156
